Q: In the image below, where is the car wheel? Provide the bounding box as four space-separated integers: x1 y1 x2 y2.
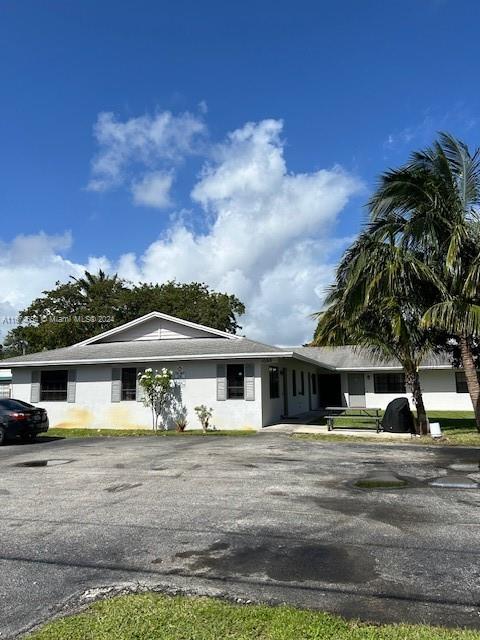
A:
0 427 6 446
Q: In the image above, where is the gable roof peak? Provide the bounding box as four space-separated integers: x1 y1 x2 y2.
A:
73 311 244 346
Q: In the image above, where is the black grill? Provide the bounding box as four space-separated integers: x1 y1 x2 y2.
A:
381 397 415 433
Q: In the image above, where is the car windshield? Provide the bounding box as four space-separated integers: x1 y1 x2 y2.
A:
0 399 34 411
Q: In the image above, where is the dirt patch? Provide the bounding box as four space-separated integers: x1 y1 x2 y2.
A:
303 496 439 526
105 483 143 493
13 459 73 468
355 479 408 489
174 541 375 584
209 541 230 551
54 407 93 429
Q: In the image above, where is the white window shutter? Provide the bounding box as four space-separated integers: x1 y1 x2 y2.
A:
136 369 145 402
111 368 121 402
67 369 77 403
31 370 40 403
244 363 255 401
216 364 226 401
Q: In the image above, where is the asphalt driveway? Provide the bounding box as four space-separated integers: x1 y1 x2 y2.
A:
1 433 480 638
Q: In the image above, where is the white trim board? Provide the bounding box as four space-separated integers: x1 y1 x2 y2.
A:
5 351 293 367
4 350 330 369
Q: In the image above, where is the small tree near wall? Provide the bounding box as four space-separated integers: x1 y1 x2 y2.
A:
138 368 175 431
194 405 213 432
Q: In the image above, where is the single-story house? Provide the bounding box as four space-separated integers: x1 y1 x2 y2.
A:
0 312 474 430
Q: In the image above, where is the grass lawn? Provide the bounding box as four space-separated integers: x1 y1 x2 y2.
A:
27 593 480 640
304 410 480 447
39 428 255 439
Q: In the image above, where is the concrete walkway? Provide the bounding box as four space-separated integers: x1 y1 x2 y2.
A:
263 421 413 439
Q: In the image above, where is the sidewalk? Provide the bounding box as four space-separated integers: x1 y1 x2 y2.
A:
262 415 413 439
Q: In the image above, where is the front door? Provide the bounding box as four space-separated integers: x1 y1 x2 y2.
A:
348 373 366 407
318 374 343 407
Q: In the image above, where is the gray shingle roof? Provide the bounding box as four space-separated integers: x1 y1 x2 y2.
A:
2 339 454 371
291 346 453 370
1 337 287 366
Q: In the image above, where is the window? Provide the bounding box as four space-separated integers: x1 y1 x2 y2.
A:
227 364 244 399
300 371 305 395
40 370 68 401
455 371 469 393
0 383 11 399
311 374 317 395
373 373 406 394
121 368 137 401
292 370 297 396
269 366 280 399
0 399 33 410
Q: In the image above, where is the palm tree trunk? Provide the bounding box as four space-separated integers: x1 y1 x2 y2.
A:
405 367 428 435
459 337 480 432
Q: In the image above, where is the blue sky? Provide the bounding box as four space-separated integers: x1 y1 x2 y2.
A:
1 0 479 344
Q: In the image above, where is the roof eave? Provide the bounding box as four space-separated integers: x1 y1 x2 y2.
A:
5 351 289 367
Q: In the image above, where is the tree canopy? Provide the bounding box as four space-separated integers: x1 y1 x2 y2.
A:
1 272 245 357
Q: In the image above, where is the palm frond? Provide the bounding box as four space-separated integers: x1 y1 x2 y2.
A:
422 300 480 336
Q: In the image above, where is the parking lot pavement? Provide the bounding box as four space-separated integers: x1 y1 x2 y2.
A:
1 433 480 638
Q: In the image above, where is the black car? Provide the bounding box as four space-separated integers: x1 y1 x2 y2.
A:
0 399 49 444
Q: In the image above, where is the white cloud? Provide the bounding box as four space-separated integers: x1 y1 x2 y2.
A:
115 119 363 344
0 232 83 340
132 171 173 209
87 109 206 207
2 118 362 346
0 232 116 341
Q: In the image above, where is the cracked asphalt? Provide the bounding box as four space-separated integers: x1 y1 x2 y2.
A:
1 433 480 638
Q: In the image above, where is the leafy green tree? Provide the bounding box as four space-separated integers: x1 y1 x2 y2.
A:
122 281 245 334
368 133 480 431
2 274 126 356
2 272 245 357
138 367 175 431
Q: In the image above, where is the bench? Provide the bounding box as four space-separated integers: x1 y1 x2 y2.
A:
324 407 382 433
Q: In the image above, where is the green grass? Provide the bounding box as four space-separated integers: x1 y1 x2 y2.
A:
304 410 480 447
39 428 255 439
27 593 480 640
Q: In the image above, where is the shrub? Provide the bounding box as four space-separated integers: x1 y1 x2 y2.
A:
194 405 213 432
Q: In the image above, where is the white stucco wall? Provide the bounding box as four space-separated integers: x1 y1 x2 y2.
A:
12 360 264 430
261 359 320 425
340 369 474 412
11 357 325 431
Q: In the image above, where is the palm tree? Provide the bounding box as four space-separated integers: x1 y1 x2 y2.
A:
314 234 435 434
71 269 120 297
368 133 480 431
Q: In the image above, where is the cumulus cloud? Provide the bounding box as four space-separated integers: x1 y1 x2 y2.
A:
0 232 84 340
115 119 363 344
87 109 206 207
2 118 362 346
131 171 173 209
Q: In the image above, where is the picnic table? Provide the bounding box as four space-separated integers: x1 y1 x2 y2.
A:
324 406 382 433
